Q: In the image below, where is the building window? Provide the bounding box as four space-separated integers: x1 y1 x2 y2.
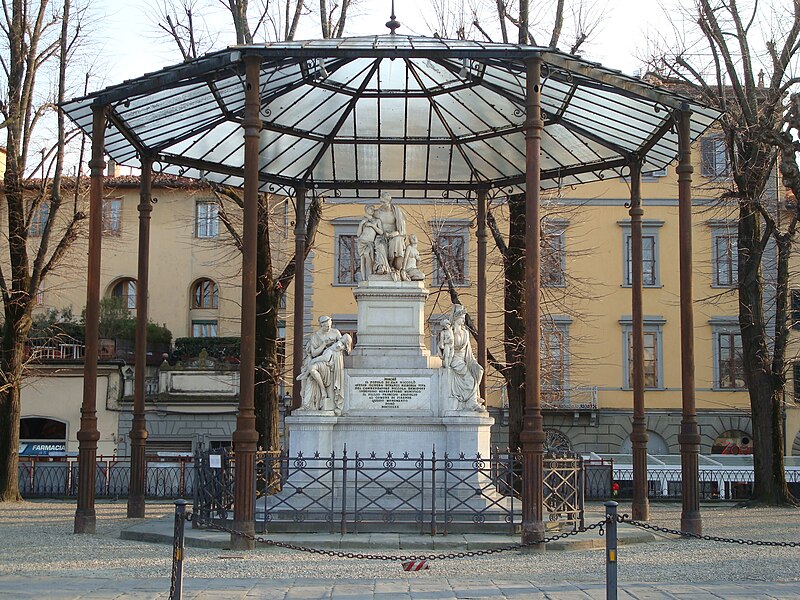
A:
29 202 49 237
620 316 665 389
35 280 44 305
337 234 360 285
541 321 568 402
627 331 659 388
619 220 663 287
701 135 728 178
103 198 122 235
711 319 745 389
333 217 361 286
196 200 219 238
434 233 466 285
431 220 470 287
542 220 567 287
191 278 219 309
794 362 800 402
624 234 656 286
111 278 136 309
791 289 800 330
192 320 218 337
710 223 738 287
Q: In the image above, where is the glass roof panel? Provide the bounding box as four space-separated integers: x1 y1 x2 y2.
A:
60 36 720 192
380 145 406 181
166 120 243 164
330 143 356 180
404 98 432 137
379 97 407 137
353 97 379 138
377 56 409 91
356 144 379 181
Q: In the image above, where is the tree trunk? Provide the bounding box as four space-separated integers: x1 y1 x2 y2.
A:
254 193 281 454
505 193 527 451
0 326 30 502
738 201 794 504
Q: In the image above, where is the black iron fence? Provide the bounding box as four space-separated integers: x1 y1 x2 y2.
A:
193 448 585 534
17 455 194 498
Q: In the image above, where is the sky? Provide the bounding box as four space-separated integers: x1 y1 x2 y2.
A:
95 0 666 90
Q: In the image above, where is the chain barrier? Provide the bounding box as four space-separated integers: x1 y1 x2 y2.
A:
616 514 800 548
187 512 609 561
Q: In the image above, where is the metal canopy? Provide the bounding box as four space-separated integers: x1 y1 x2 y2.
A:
61 35 720 197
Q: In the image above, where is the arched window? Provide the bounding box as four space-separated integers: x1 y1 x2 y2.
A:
192 278 219 309
544 429 572 454
712 430 752 454
111 278 136 309
620 430 669 455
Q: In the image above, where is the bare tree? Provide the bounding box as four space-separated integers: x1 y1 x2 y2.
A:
648 0 800 504
211 186 321 453
153 0 355 452
427 0 600 451
0 0 90 501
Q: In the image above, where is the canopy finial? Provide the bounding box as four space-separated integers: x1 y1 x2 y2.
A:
386 0 400 34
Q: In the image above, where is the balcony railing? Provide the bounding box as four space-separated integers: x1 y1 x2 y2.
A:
542 385 598 410
28 343 85 361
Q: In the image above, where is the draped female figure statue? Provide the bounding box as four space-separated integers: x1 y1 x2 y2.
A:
297 333 352 416
441 305 485 412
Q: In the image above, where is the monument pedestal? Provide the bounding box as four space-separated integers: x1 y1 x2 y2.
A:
286 413 493 459
288 278 492 458
277 277 496 529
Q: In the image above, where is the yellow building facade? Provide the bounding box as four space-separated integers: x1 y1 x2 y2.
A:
18 140 800 458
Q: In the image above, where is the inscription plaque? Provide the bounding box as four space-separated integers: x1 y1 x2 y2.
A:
349 376 430 411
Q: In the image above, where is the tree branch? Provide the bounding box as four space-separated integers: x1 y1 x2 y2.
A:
275 193 322 292
486 207 508 260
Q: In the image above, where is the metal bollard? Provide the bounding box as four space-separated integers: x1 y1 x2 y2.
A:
605 501 618 600
170 500 187 600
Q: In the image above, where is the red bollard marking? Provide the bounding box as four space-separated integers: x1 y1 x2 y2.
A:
402 559 430 571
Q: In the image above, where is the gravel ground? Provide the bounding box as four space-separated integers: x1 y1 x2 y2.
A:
0 500 798 583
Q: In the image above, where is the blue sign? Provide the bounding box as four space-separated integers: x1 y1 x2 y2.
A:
19 442 66 456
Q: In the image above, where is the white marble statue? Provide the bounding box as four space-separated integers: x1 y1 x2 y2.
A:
297 333 352 415
305 315 342 361
437 318 454 368
296 315 342 408
442 305 485 412
357 205 389 280
373 192 407 274
401 234 425 281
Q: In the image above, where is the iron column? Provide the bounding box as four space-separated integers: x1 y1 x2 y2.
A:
520 55 545 547
290 186 306 411
677 106 701 535
629 160 650 521
127 157 153 518
477 187 488 401
74 103 105 534
231 54 262 549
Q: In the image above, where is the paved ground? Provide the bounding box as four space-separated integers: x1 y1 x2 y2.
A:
1 500 799 599
2 576 800 599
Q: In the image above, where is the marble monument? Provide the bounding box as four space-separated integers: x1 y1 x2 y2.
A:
287 194 493 460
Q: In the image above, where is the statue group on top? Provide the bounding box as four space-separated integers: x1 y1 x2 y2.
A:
357 192 425 282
